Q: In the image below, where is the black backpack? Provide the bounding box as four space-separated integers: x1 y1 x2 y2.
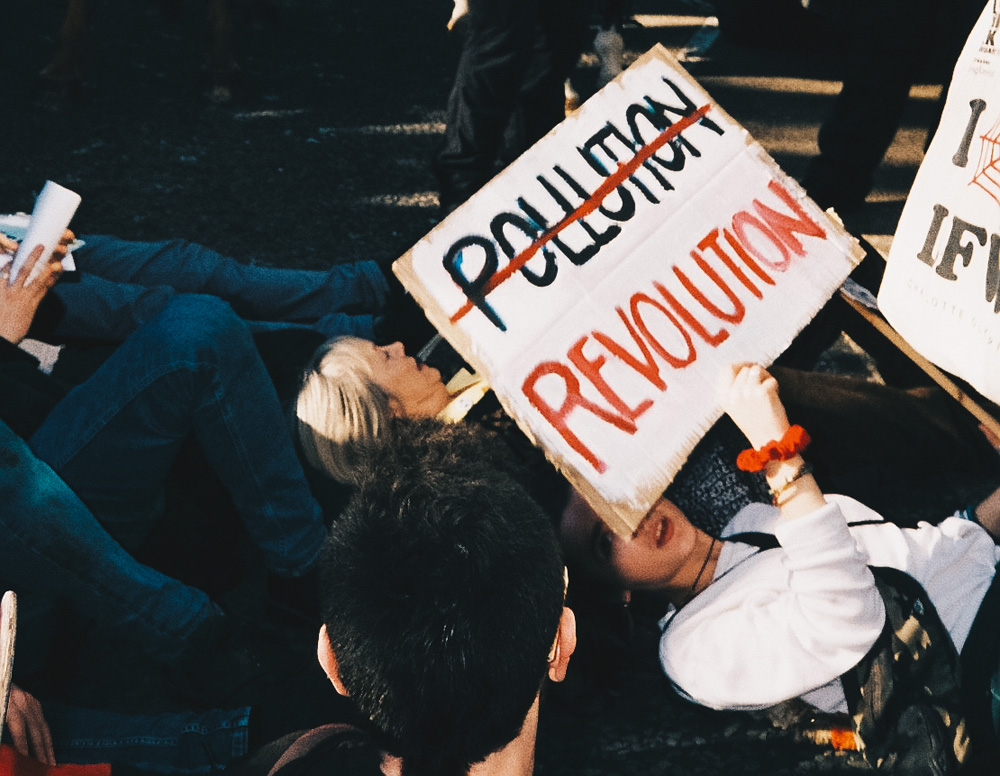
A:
228 725 383 776
842 566 971 775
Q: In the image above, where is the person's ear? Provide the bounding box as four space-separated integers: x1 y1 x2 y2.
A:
547 607 577 683
317 624 350 697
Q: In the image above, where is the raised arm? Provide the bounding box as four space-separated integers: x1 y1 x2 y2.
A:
659 364 885 710
719 363 826 519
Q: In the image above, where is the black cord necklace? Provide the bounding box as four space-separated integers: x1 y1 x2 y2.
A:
689 536 718 598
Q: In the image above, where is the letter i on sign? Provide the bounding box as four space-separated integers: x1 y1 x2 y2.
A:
954 98 987 167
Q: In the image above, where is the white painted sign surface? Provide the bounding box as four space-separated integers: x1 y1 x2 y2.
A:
397 45 861 535
880 3 1000 404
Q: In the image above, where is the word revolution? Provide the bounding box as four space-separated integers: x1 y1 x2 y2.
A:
521 180 826 473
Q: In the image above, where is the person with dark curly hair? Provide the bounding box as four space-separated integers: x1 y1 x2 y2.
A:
233 420 575 776
0 238 325 685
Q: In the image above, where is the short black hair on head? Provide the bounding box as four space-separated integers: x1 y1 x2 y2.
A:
318 418 565 776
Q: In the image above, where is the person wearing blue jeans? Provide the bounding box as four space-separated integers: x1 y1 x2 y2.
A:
28 292 326 572
0 417 223 670
0 418 252 771
50 233 391 343
0 243 326 674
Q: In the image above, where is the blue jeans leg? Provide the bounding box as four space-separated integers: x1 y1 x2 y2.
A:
42 702 250 774
29 295 326 578
0 421 218 668
51 273 378 344
52 273 178 342
55 235 389 340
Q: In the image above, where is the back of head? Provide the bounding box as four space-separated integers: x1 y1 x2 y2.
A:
296 336 394 484
319 419 565 776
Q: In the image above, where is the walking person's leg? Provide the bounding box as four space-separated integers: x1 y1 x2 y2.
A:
433 0 542 214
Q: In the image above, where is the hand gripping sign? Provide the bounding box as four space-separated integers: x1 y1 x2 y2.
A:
879 3 1000 406
396 45 862 536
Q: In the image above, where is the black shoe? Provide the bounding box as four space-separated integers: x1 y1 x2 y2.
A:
375 259 408 305
372 295 438 353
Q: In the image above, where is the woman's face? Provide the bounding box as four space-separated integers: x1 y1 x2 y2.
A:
363 341 451 418
559 490 701 592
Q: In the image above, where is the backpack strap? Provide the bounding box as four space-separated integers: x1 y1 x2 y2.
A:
266 724 380 776
723 531 780 550
725 519 885 550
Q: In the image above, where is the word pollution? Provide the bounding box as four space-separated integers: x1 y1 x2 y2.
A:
443 79 722 331
396 45 859 534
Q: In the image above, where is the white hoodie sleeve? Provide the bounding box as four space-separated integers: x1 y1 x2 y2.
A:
660 500 886 710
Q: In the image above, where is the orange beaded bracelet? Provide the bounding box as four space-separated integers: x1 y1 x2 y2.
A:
736 425 811 473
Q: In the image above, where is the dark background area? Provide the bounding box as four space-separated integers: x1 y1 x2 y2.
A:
2 0 458 269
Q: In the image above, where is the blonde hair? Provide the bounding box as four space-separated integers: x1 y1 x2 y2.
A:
296 336 395 484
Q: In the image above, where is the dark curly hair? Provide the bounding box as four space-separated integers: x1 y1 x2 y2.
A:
318 419 566 776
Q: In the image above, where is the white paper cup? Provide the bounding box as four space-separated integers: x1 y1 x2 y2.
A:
10 181 81 285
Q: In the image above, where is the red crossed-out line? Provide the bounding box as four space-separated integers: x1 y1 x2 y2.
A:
448 103 713 324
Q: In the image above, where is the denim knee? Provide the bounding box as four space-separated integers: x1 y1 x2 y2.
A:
144 295 254 365
0 424 59 512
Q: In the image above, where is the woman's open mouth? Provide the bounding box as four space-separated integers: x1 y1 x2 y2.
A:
655 516 673 548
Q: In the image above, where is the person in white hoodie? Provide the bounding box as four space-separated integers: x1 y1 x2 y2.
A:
560 363 1000 764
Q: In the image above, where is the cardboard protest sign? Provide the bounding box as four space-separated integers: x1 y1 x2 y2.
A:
396 45 862 536
879 3 1000 405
